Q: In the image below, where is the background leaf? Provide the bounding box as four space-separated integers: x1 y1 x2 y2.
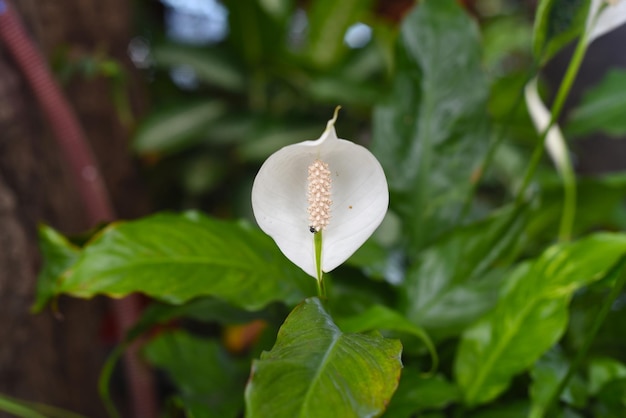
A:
401 206 527 340
245 298 402 418
455 233 626 406
33 225 80 312
372 0 490 251
532 0 589 63
383 373 459 418
57 212 315 309
133 101 227 153
143 331 248 418
566 69 626 137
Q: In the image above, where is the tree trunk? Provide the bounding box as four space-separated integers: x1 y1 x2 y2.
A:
0 0 150 416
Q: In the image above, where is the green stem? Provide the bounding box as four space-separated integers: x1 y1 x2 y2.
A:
541 257 626 417
314 231 326 299
515 33 588 209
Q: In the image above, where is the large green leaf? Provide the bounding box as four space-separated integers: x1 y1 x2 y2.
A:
383 373 459 418
372 0 490 251
454 233 626 406
133 101 227 153
306 0 373 68
245 298 402 418
57 212 315 309
402 206 527 339
33 225 81 312
143 331 248 418
337 304 437 372
566 69 626 137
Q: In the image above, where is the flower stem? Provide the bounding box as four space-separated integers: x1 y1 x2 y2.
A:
514 32 588 223
314 231 326 298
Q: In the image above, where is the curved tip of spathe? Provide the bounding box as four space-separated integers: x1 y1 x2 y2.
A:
326 105 342 131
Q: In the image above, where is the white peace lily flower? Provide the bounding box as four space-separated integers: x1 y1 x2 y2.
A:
251 108 389 281
586 0 626 44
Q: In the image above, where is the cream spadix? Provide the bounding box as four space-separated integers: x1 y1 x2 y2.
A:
251 109 389 279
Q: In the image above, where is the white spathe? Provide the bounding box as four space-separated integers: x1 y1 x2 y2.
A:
586 0 626 44
251 112 389 278
524 77 570 178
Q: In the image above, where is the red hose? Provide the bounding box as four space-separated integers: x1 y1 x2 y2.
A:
0 1 156 417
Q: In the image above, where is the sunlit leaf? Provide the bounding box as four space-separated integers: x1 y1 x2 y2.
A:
245 298 402 418
57 212 315 309
372 0 490 251
455 233 626 406
143 331 248 418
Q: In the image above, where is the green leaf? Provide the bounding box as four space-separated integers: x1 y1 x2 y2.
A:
529 347 588 418
372 0 490 251
383 373 460 417
402 206 527 339
245 298 403 418
455 233 626 406
143 331 248 418
33 225 80 312
306 0 373 68
133 101 227 153
528 173 626 241
589 357 626 395
57 212 315 309
152 43 245 91
532 0 590 63
566 69 626 137
337 304 437 373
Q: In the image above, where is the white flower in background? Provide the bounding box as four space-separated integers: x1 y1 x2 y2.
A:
586 0 626 44
251 108 388 281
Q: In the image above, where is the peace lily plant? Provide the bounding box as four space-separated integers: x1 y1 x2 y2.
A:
251 107 388 296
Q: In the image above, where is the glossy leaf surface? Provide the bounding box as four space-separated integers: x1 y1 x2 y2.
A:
58 212 315 309
455 233 626 406
402 206 527 339
372 0 490 251
245 298 402 418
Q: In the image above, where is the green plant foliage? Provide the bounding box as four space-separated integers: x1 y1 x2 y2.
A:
143 331 249 418
337 304 437 372
133 100 227 153
533 0 590 63
245 298 402 418
402 206 527 339
529 347 588 418
566 69 626 137
383 373 460 417
455 233 626 407
33 225 80 312
306 0 373 68
372 0 490 251
588 357 626 395
151 43 246 91
57 212 315 309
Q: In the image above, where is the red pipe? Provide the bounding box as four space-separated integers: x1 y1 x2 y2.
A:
0 1 156 417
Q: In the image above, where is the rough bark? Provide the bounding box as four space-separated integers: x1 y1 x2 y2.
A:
0 0 150 416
